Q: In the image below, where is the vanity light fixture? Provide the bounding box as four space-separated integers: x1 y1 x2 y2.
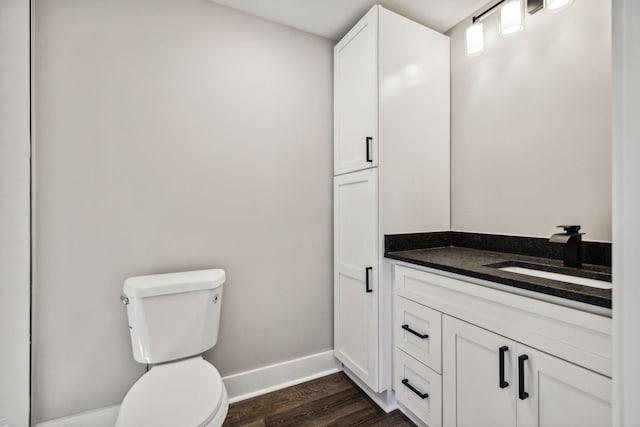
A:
499 0 524 36
466 0 572 57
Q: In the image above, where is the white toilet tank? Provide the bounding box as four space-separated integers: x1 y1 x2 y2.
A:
122 269 226 364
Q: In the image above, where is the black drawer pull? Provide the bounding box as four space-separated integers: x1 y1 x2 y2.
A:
365 267 373 293
401 379 429 399
518 354 529 400
402 324 429 339
499 346 509 389
366 137 373 162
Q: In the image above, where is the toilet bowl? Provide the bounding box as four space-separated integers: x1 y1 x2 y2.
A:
116 269 228 427
116 357 228 427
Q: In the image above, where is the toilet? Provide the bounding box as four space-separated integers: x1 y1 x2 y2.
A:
116 269 229 427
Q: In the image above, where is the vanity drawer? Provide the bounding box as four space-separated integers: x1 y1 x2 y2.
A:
395 348 442 427
396 296 442 373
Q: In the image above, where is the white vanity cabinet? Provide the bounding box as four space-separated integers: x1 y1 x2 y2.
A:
333 5 450 396
392 263 612 427
443 316 611 427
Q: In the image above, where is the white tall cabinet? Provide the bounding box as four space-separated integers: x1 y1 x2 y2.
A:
333 5 450 396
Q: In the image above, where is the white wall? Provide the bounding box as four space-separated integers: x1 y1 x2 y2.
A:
0 0 31 425
449 0 612 241
33 0 333 422
612 0 640 425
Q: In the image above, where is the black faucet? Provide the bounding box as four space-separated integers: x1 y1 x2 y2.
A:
549 225 584 268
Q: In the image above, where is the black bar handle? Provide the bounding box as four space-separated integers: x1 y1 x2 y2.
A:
401 379 429 399
518 354 529 400
499 346 509 389
366 137 373 163
365 267 373 293
402 324 429 339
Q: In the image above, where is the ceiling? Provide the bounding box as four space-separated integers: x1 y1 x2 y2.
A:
208 0 489 40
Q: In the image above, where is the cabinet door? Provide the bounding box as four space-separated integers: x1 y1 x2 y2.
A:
443 316 517 427
334 168 379 390
334 6 378 175
516 344 611 427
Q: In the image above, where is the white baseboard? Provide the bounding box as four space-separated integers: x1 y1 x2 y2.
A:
224 350 341 403
36 350 341 426
36 405 120 427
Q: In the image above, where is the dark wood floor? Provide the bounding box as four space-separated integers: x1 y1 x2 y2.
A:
222 372 415 427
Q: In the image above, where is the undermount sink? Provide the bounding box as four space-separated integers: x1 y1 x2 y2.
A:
497 266 612 289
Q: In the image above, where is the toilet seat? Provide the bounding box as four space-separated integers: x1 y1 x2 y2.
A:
116 356 228 427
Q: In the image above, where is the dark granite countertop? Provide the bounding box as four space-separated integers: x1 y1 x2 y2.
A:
385 246 612 308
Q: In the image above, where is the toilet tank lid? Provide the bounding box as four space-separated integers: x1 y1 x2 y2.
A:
124 269 225 298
